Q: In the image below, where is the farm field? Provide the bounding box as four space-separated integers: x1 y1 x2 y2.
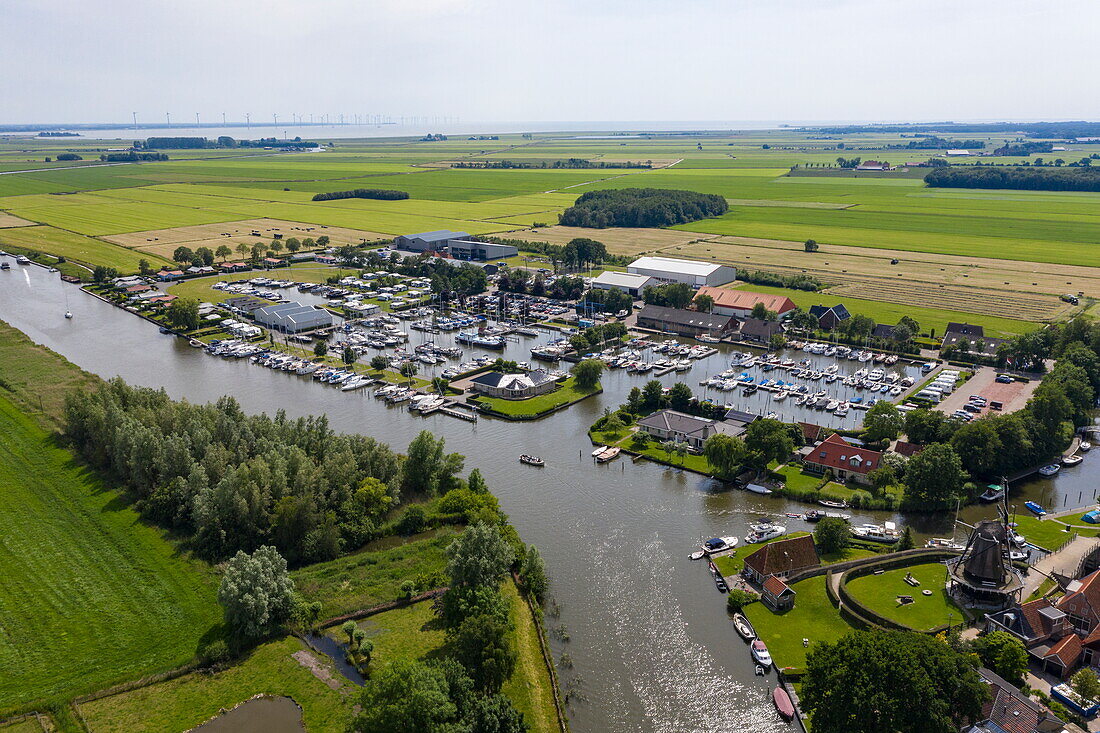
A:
0 225 168 271
0 394 221 713
724 282 1039 338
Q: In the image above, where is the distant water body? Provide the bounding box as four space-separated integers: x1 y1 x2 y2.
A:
51 120 804 142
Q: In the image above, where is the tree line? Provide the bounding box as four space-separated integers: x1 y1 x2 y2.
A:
993 141 1054 155
925 165 1100 191
738 269 823 292
896 136 987 149
483 235 635 271
559 188 728 228
496 269 585 301
311 189 409 202
452 158 651 169
61 381 515 565
99 152 169 162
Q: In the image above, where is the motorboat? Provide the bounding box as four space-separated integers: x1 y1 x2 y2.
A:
746 523 786 544
1081 442 1092 452
818 499 849 509
1038 464 1061 477
703 536 739 554
925 538 965 551
1063 454 1084 466
732 613 756 641
595 446 621 463
755 665 765 676
690 549 706 561
519 454 545 467
1025 501 1047 516
773 686 795 720
745 483 773 495
64 311 73 319
715 575 728 592
852 521 901 544
591 445 607 457
979 483 1006 502
1007 549 1029 562
751 639 773 667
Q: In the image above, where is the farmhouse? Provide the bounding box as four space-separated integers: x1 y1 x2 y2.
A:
591 271 657 297
942 322 1005 356
635 409 741 450
741 535 820 586
695 286 797 319
626 256 736 288
808 304 851 330
636 304 738 338
801 433 881 485
253 301 333 334
470 369 558 399
855 160 891 171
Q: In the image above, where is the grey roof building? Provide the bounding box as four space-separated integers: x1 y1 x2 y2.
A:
636 409 741 449
394 230 516 260
737 318 784 344
253 301 334 334
809 304 850 330
395 230 470 252
636 304 737 337
470 370 559 399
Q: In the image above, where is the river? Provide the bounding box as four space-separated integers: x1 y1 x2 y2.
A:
0 260 1096 732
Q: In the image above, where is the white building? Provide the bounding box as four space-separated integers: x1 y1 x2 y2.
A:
945 149 971 156
253 301 333 334
626 256 736 288
591 271 657 297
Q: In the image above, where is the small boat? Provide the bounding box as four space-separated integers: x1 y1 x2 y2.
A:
1038 464 1061 477
189 338 204 348
773 686 795 721
751 639 772 667
595 446 621 463
925 538 965 551
746 523 787 544
703 536 739 554
755 665 765 676
64 311 73 319
1025 501 1047 516
818 499 848 509
591 445 607 457
0 262 10 270
1008 549 1029 562
979 483 1006 502
852 521 901 544
732 613 756 641
690 550 706 561
519 454 545 467
1063 454 1084 466
1081 442 1092 453
745 483 773 496
715 575 728 593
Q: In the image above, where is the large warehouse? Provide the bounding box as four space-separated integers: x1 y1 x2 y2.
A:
394 230 517 261
626 256 736 288
253 301 333 334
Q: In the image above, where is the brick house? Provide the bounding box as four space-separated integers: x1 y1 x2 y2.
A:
801 433 882 486
761 576 796 611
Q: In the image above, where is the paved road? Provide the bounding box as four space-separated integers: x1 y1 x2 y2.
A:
1023 534 1100 599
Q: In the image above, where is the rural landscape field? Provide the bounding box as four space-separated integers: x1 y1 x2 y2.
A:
4 130 1099 337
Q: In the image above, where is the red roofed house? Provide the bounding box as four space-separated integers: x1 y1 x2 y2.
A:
742 535 820 586
986 570 1100 678
970 667 1065 733
124 284 152 294
761 575 796 612
219 261 250 272
801 433 882 486
695 286 797 320
156 270 185 281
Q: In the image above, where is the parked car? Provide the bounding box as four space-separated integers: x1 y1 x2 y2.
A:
995 375 1014 384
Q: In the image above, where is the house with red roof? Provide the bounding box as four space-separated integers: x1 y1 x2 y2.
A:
694 286 797 319
761 576 796 612
742 535 820 586
156 269 185 281
801 433 882 486
968 667 1065 733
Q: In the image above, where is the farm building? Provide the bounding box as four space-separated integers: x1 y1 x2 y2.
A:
590 271 657 297
801 433 881 486
395 230 470 253
855 160 891 171
635 409 741 450
809 304 851 330
946 149 972 156
636 304 737 338
253 301 333 334
736 318 784 345
626 256 736 288
470 370 558 400
394 230 516 260
446 239 517 261
741 535 820 586
695 286 797 319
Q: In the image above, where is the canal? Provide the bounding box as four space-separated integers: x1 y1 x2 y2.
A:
0 260 1095 732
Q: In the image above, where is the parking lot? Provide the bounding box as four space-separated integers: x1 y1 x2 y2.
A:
935 366 1039 419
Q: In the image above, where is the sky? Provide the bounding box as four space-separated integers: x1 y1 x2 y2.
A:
4 0 1099 126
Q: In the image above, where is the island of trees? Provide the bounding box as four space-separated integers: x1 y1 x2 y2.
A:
925 165 1100 192
559 187 728 228
311 188 410 202
452 158 651 170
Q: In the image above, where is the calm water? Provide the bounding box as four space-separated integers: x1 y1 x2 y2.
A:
0 260 1094 732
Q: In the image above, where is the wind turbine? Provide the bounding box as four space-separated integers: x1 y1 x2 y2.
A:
166 112 171 128
132 112 138 130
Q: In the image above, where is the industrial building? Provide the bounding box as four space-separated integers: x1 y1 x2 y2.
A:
253 301 333 334
626 256 736 288
394 230 517 261
636 304 737 337
695 286 797 319
590 271 657 297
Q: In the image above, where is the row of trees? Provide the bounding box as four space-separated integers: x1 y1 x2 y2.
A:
452 158 650 169
310 189 409 202
737 269 823 291
926 165 1100 191
579 285 634 314
559 188 728 228
61 381 505 563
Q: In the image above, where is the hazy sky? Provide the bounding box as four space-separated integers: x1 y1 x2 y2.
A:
5 0 1098 125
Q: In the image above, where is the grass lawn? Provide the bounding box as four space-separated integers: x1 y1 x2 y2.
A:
292 531 456 618
0 225 169 273
0 719 43 733
844 562 963 631
744 575 854 671
0 318 99 429
0 395 222 714
819 546 880 564
1013 515 1091 551
476 377 600 417
77 636 351 733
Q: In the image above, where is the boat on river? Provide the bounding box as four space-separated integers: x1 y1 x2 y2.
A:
594 446 621 463
1025 501 1047 516
852 521 901 544
520 454 545 467
1039 463 1061 476
979 483 1006 502
1063 454 1084 466
746 523 786 544
751 639 772 667
732 613 756 641
703 536 739 554
818 499 848 509
773 686 795 720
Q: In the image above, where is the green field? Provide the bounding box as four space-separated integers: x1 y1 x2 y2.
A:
0 319 99 428
844 562 963 631
0 395 221 713
744 574 854 671
0 225 169 272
